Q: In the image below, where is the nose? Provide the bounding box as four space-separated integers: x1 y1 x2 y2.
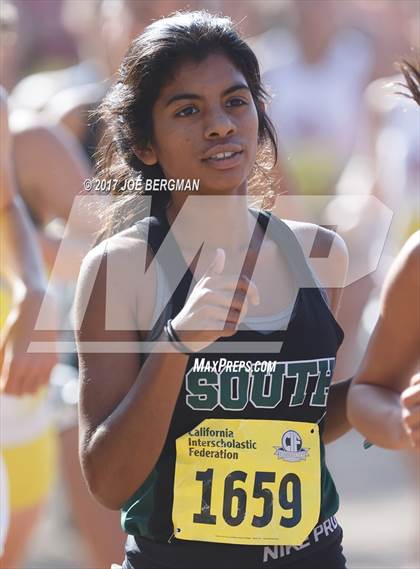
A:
204 107 236 139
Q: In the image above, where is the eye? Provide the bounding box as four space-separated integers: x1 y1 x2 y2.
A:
226 97 248 108
175 105 199 117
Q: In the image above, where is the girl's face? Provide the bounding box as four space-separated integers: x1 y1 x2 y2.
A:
137 53 260 195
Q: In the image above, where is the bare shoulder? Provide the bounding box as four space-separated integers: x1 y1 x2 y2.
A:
382 231 420 303
399 231 420 278
99 224 149 255
78 224 153 289
280 219 349 289
76 224 156 331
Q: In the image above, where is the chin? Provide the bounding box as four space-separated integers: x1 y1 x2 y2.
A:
199 172 249 195
200 182 247 195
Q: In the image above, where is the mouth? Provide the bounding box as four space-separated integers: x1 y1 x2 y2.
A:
202 150 244 170
204 150 242 162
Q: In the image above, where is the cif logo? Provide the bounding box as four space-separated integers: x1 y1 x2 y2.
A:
274 429 309 462
282 430 302 452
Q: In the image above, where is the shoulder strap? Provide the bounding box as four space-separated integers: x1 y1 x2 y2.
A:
249 209 319 290
136 214 197 294
135 215 168 259
135 215 196 342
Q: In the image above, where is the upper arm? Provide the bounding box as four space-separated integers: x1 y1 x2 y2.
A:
354 232 420 392
75 237 144 444
311 226 348 315
47 83 104 141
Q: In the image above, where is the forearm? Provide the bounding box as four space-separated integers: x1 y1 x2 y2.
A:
82 340 189 509
323 378 353 444
1 196 47 297
347 383 406 450
36 231 60 270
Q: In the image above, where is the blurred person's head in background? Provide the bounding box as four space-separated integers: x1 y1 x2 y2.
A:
281 0 418 78
200 0 267 39
10 0 201 111
252 0 378 200
0 1 23 90
9 0 100 110
100 0 200 75
61 0 105 78
291 0 342 63
7 0 77 83
340 0 419 79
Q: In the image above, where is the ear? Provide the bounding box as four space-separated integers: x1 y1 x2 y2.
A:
133 144 158 166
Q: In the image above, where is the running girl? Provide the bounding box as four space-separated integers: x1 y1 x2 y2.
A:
75 11 350 569
348 231 419 449
348 61 420 449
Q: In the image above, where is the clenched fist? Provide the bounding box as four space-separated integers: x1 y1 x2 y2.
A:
401 372 420 449
171 248 260 352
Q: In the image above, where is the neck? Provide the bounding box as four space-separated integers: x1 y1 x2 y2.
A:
165 192 260 252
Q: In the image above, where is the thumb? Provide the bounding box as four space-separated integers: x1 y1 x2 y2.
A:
410 372 420 387
247 278 260 307
206 248 225 276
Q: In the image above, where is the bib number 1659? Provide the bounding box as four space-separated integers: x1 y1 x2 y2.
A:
193 468 302 529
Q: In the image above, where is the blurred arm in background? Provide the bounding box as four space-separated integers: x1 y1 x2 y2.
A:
0 87 57 395
10 109 99 282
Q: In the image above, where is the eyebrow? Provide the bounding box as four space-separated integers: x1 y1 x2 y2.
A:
165 82 251 107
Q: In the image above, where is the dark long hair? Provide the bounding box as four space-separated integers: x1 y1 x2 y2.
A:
397 59 420 106
95 10 278 240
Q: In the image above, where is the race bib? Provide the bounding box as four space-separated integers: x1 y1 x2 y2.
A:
172 418 320 546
